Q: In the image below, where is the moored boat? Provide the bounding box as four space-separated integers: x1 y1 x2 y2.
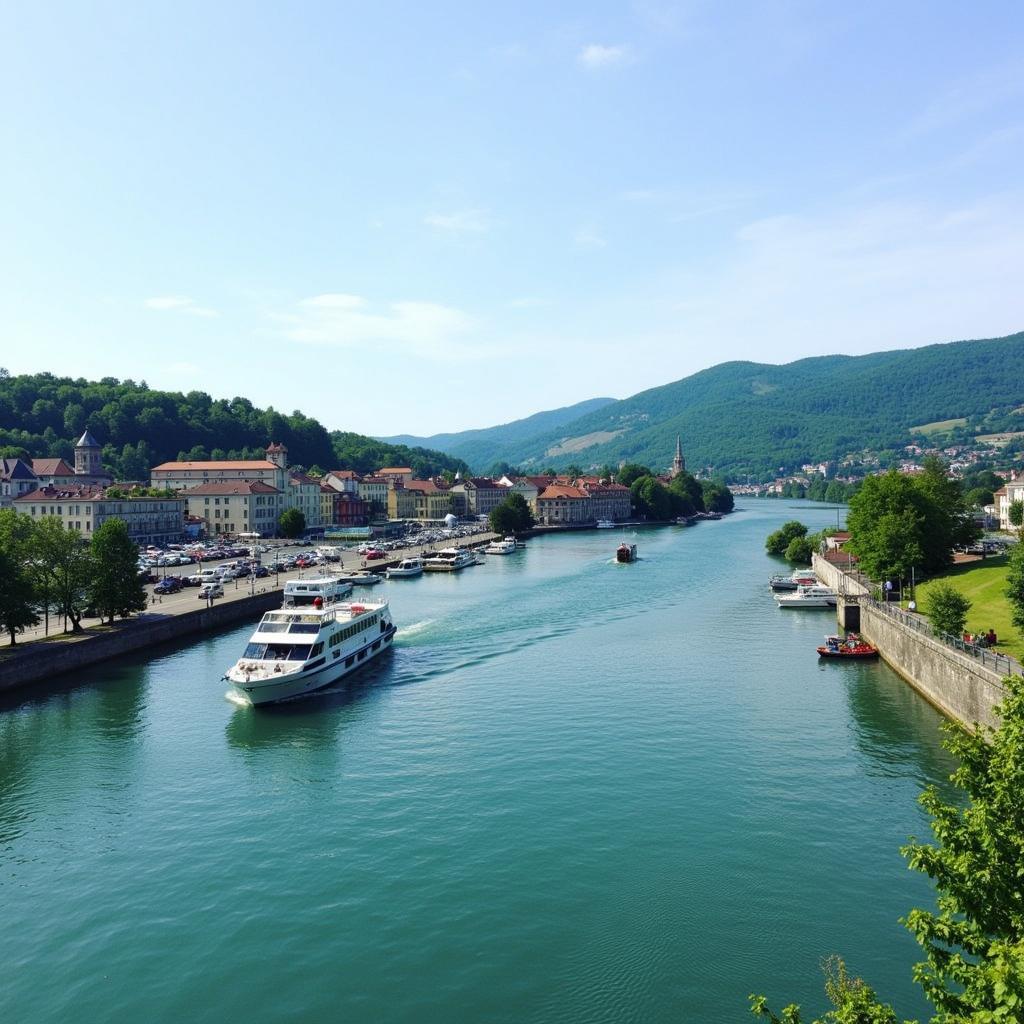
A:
337 569 383 586
483 537 518 555
423 547 476 572
769 568 818 592
817 634 879 659
775 585 837 608
386 557 424 579
225 599 397 705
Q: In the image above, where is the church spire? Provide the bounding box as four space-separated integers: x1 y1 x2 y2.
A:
672 435 685 477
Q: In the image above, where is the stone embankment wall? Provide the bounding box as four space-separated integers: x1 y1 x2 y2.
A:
0 590 282 695
812 554 1006 731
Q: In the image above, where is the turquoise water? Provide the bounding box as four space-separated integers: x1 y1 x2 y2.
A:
0 500 953 1022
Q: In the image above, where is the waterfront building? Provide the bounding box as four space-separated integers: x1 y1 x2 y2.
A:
450 478 507 517
31 457 78 486
536 484 593 525
1 458 38 509
15 485 185 546
357 475 389 515
996 478 1024 530
501 477 541 514
378 466 414 486
288 472 323 530
150 443 289 492
323 469 360 494
387 479 454 522
182 481 284 537
578 480 632 522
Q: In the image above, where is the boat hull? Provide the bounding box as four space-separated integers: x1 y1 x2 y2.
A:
229 627 396 706
816 647 878 659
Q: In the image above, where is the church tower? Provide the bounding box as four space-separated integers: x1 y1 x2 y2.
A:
75 430 103 478
671 435 686 477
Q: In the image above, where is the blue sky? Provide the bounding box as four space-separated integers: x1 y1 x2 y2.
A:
2 2 1023 436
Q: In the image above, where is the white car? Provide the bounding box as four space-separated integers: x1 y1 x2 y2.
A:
198 582 224 600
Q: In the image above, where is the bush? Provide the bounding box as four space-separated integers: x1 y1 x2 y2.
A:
765 520 807 556
926 582 971 638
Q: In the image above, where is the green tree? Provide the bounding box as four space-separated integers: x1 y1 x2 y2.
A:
34 516 93 633
89 519 147 624
0 539 39 644
489 493 534 535
617 464 653 488
752 676 1024 1023
278 507 306 538
1005 541 1024 632
631 476 672 520
925 582 971 638
964 486 994 508
847 471 927 579
669 472 705 516
784 535 814 564
702 479 735 513
766 521 807 556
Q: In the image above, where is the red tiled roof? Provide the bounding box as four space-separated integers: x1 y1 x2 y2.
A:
182 481 281 495
538 484 590 500
152 460 278 471
32 458 76 476
378 467 412 474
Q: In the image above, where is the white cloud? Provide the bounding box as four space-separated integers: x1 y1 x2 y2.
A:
574 226 608 249
275 294 482 360
578 44 630 70
144 295 218 317
424 209 490 233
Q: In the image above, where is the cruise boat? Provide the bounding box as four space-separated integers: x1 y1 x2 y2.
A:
769 568 818 592
423 548 476 572
386 557 424 579
596 519 616 529
616 542 638 563
775 585 837 608
283 575 353 606
483 537 517 555
225 599 397 705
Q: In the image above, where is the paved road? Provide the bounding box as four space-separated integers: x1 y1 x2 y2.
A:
16 531 499 645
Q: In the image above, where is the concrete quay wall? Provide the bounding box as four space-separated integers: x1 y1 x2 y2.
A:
0 589 282 695
812 554 1005 731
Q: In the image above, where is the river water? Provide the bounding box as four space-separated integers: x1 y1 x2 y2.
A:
0 500 954 1022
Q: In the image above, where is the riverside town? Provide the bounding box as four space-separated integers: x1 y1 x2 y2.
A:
4 8 1024 1023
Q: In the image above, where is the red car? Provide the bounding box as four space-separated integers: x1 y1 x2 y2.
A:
364 548 385 560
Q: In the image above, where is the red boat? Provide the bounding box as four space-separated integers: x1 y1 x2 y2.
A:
817 634 879 659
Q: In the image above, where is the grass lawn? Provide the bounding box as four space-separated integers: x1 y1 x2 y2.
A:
914 555 1023 662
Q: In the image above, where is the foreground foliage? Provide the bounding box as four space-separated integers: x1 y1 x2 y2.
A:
751 676 1024 1023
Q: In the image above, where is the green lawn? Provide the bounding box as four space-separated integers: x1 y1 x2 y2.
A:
914 556 1023 661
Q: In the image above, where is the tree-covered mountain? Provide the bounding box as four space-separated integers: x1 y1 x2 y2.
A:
393 332 1024 478
379 396 615 470
0 371 468 481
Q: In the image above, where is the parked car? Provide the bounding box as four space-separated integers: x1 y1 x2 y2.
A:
198 583 224 600
253 565 269 578
154 578 182 595
364 548 385 560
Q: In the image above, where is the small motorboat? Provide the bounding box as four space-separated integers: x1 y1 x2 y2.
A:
616 543 637 563
817 634 879 659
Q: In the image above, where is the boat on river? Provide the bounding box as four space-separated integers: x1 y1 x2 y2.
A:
423 548 476 572
817 634 879 659
483 537 518 555
283 575 353 606
338 569 383 585
769 568 818 592
775 585 837 608
616 543 638 563
386 557 424 578
225 599 397 705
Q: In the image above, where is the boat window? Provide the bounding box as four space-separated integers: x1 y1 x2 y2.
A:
288 622 320 634
260 643 313 662
311 642 324 657
345 656 355 668
258 620 291 633
243 643 267 659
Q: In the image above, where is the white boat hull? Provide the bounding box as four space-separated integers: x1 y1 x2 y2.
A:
228 627 396 705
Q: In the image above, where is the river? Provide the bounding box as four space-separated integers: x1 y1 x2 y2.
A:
0 499 954 1022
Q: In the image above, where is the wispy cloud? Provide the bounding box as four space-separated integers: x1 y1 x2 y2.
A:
274 293 482 360
424 209 490 233
913 62 1024 135
144 295 218 317
577 44 631 70
574 226 608 249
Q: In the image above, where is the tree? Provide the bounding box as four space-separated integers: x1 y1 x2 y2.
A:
489 493 534 535
630 476 672 520
1005 541 1024 632
784 536 814 564
925 582 971 638
34 516 93 633
766 521 807 556
278 507 306 538
89 519 147 624
702 480 735 513
0 542 39 645
669 472 705 516
752 675 1024 1023
617 464 653 488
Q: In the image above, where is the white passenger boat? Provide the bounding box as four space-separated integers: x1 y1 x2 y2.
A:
283 575 353 606
775 585 837 608
422 547 476 572
387 557 424 578
225 599 397 705
483 537 517 555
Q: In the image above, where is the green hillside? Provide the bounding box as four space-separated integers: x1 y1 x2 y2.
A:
0 371 468 481
414 331 1024 477
380 396 615 468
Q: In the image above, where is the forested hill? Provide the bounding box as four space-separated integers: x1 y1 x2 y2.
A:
0 372 468 480
409 331 1024 477
379 396 615 469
